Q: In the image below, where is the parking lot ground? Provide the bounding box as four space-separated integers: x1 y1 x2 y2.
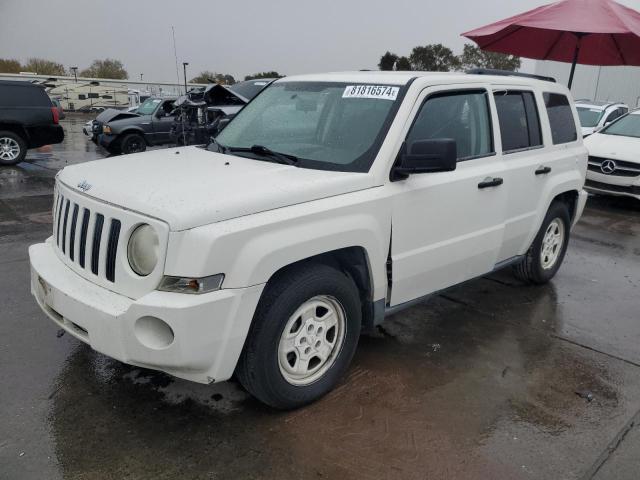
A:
1 118 639 479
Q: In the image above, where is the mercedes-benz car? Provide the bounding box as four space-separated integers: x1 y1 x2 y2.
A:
584 109 640 200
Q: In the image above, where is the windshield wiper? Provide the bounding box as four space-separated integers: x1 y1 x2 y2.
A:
227 145 298 165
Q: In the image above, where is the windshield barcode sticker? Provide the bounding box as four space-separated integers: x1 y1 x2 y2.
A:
343 85 399 100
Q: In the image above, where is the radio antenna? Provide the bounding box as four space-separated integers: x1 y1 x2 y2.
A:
171 26 188 146
171 26 181 94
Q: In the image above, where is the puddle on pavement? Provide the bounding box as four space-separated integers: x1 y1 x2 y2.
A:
46 276 634 480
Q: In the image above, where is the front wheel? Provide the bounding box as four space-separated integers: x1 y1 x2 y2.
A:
236 263 362 409
513 201 571 284
119 133 146 155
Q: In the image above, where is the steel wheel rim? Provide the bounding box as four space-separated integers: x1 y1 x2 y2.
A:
540 218 565 270
0 137 20 161
278 295 346 386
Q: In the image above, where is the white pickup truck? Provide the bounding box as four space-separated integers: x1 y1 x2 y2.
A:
30 71 587 409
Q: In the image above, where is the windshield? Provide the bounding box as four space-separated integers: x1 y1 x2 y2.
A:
576 106 604 128
136 98 162 115
215 81 403 172
600 113 640 138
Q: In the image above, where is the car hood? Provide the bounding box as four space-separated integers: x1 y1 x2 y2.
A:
585 133 640 163
95 108 140 124
57 146 375 231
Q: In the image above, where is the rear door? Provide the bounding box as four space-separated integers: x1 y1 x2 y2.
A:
389 85 507 306
497 88 579 260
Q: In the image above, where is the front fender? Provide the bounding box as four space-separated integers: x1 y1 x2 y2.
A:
164 190 391 302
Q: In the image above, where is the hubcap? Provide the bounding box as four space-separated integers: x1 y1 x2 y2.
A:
0 137 20 161
278 295 346 386
540 218 565 270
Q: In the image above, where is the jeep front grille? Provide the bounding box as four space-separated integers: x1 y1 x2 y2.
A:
53 193 121 283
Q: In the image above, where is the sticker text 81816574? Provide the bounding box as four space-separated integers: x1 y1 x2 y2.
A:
342 85 399 100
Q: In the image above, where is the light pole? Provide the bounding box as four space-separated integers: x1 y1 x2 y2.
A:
140 73 144 82
71 66 78 83
182 62 189 94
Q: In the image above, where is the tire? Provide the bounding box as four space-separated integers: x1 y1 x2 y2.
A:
0 130 27 165
236 263 362 410
119 133 146 155
513 201 571 284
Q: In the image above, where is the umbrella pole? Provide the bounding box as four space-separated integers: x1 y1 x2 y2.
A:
568 33 584 90
568 48 578 89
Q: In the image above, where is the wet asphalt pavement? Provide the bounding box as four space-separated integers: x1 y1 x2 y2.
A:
1 117 639 479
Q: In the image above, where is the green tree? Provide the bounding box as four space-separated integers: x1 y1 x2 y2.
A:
409 44 460 72
459 44 521 72
190 71 236 84
395 56 412 71
0 58 22 73
80 59 128 79
22 57 66 75
378 51 398 71
244 71 283 80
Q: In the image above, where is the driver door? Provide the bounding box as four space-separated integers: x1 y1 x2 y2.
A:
389 85 507 306
151 100 176 144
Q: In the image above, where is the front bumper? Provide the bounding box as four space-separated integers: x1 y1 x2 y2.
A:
29 240 264 383
573 189 589 227
585 171 640 200
96 133 118 149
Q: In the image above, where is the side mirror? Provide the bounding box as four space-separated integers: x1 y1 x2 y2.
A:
392 138 457 180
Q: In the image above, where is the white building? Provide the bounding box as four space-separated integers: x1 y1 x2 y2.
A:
535 61 640 108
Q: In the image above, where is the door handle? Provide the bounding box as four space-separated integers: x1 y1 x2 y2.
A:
535 166 552 175
478 177 503 189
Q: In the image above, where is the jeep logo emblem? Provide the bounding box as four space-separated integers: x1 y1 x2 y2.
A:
600 159 616 175
77 180 92 192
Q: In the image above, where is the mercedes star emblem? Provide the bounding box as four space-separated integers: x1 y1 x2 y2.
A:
600 159 616 174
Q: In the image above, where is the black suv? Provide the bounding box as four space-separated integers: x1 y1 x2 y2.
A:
0 80 64 165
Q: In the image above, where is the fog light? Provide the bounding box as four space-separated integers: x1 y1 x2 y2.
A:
134 316 174 350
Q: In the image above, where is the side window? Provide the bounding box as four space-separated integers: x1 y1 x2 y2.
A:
78 94 86 100
493 91 542 152
406 90 493 161
604 109 619 124
543 93 578 144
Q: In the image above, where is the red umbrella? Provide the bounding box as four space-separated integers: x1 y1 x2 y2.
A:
462 0 640 88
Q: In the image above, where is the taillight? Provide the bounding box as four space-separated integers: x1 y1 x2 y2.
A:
51 107 59 124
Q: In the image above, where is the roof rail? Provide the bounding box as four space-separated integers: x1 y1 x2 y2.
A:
466 68 556 83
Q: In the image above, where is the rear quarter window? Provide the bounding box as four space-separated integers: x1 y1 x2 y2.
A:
543 93 578 144
0 84 50 107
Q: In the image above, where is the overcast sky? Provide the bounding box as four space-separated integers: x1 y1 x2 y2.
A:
1 0 639 82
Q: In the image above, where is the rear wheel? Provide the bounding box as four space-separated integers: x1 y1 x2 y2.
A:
513 201 571 284
236 263 362 409
0 131 27 165
119 133 146 155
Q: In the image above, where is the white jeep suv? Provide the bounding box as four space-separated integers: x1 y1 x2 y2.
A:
29 71 587 409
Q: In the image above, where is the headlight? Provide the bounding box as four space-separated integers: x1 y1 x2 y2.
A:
127 224 159 276
158 274 224 294
103 125 112 134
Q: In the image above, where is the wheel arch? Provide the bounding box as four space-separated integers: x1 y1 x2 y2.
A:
117 128 149 145
261 246 378 332
0 123 28 142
